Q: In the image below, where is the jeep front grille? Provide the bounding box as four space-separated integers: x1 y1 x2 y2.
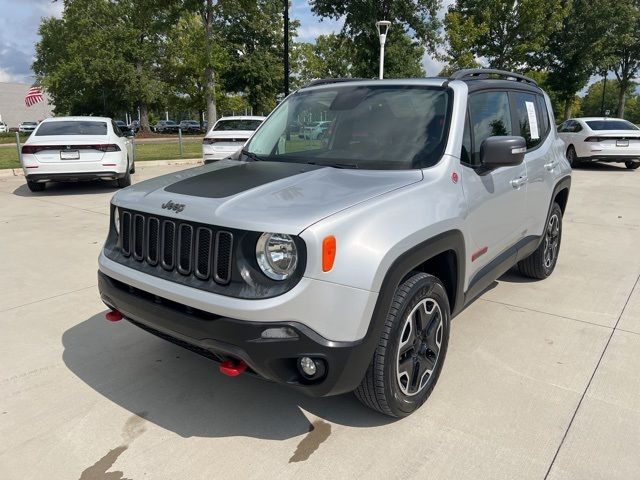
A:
120 209 233 285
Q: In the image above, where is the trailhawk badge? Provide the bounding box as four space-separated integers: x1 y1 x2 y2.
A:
161 200 185 213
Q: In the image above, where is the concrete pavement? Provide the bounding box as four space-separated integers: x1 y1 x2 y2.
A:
0 162 638 479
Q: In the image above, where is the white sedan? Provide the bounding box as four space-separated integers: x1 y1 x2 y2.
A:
20 116 135 192
202 116 265 164
558 117 640 169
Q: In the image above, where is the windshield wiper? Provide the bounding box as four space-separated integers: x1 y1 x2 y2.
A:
306 161 358 169
240 149 263 162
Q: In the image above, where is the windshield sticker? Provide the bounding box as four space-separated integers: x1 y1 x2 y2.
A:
525 101 539 140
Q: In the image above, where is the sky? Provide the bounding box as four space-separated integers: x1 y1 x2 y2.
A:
0 0 449 85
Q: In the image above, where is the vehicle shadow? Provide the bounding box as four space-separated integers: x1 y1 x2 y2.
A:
62 312 394 440
573 162 630 172
12 180 119 197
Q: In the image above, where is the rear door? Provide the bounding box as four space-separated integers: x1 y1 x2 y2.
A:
509 90 554 237
460 90 527 288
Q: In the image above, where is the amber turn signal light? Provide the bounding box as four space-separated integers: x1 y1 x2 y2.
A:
322 236 336 272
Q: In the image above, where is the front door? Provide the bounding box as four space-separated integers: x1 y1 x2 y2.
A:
460 90 527 291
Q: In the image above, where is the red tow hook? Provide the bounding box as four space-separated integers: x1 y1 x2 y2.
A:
106 310 123 322
219 359 248 377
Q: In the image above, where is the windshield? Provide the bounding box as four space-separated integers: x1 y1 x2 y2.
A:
35 121 107 136
214 119 263 131
245 85 451 169
586 120 639 131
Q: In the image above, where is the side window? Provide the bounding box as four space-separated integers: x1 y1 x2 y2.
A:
573 122 583 133
536 95 550 137
557 121 567 133
468 91 513 166
511 91 542 149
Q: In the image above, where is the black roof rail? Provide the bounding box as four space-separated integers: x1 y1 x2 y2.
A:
449 69 538 86
303 78 368 88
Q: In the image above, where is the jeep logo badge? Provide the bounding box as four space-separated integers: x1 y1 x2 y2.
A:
161 200 185 213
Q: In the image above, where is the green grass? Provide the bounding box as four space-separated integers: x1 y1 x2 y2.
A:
0 140 203 170
0 133 29 144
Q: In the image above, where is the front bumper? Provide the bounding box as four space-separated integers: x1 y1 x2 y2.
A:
98 271 375 396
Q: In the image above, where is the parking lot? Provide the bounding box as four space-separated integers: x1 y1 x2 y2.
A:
0 162 638 480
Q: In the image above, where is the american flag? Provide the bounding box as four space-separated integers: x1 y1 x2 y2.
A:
25 86 44 107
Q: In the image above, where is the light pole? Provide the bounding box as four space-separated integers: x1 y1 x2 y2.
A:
376 20 391 79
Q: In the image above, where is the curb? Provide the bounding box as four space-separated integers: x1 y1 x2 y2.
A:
0 158 203 178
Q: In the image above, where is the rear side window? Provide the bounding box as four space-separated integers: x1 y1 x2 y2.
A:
36 121 108 136
536 95 550 137
468 91 513 165
511 91 542 149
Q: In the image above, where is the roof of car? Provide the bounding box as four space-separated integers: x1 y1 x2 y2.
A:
572 117 627 121
41 116 111 122
217 116 266 121
301 69 544 95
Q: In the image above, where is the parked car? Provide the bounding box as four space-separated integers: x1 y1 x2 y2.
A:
153 120 179 133
98 69 571 417
129 120 140 133
20 116 135 192
301 120 332 140
0 121 7 133
178 120 203 133
558 117 640 169
19 121 38 134
202 116 265 163
114 120 134 137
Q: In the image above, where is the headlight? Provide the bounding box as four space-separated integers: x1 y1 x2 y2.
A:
113 207 120 235
256 233 298 280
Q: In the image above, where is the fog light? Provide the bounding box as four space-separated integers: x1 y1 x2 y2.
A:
299 357 317 377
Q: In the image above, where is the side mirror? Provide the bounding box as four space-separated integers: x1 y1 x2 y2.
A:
480 136 526 169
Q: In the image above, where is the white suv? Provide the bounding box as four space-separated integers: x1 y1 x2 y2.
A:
98 70 571 417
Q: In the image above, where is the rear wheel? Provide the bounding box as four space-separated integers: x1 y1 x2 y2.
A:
26 180 45 192
518 202 563 279
117 167 131 188
354 272 450 417
625 160 640 170
566 146 578 167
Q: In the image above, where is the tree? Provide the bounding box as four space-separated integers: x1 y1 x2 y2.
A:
579 79 638 119
594 0 640 117
544 0 604 120
438 10 481 75
217 0 297 113
291 34 353 87
310 0 441 78
443 0 568 71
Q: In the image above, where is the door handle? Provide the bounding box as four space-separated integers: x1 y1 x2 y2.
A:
544 161 557 171
510 175 528 188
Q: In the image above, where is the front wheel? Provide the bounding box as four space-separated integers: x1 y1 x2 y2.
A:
625 160 640 170
518 202 563 279
354 272 450 417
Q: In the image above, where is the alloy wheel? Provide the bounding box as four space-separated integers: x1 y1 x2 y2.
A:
396 298 443 396
543 213 560 269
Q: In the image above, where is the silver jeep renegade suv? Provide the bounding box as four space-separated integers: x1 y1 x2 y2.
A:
98 69 571 417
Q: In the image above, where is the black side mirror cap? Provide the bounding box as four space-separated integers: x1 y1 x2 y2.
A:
480 136 526 169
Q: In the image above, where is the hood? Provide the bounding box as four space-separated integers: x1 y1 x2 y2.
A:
112 160 422 233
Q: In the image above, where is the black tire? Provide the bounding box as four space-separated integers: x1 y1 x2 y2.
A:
566 146 578 167
518 202 563 279
625 160 640 170
26 180 45 192
354 272 450 417
129 161 136 174
117 169 131 188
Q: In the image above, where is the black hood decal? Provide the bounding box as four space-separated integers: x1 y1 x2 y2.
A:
164 161 323 198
